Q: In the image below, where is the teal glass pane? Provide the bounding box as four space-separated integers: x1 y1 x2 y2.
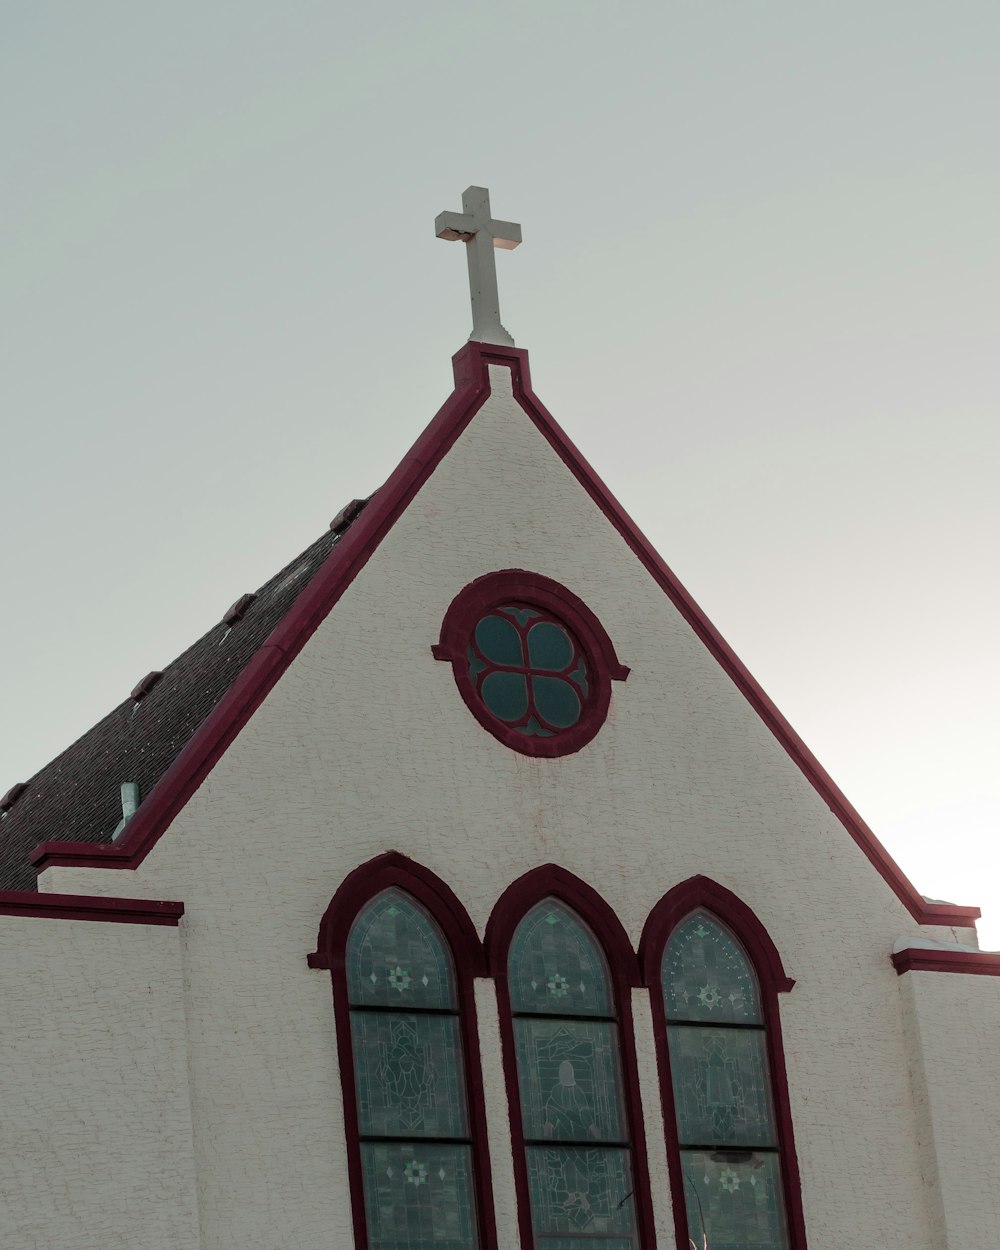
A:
514 1019 626 1143
508 901 613 1017
348 890 456 1009
351 1012 469 1138
474 614 524 666
362 1142 478 1250
667 1026 775 1148
679 1150 788 1250
663 912 761 1025
526 620 575 671
525 1145 636 1245
480 670 529 722
531 676 582 729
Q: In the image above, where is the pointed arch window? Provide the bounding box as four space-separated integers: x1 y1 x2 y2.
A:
312 857 496 1250
641 881 805 1250
488 874 655 1250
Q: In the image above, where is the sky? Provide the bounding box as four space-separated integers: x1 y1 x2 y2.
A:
2 2 998 941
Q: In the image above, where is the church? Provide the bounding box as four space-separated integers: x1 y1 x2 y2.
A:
2 188 998 1250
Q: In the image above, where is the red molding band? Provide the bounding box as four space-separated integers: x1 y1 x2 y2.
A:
28 342 980 930
892 947 1000 976
0 889 184 926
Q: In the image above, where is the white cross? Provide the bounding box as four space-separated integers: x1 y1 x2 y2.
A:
435 186 521 346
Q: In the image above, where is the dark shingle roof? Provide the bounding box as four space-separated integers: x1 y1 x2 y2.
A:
0 523 351 891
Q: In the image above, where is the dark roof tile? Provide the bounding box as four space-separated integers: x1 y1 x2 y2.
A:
0 526 343 891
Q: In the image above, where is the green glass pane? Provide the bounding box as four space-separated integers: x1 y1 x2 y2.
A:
508 900 613 1017
663 912 761 1024
351 1012 469 1138
347 890 456 1009
514 1018 626 1143
539 1242 633 1250
668 1026 775 1148
362 1142 478 1250
474 614 524 666
531 675 582 729
679 1150 788 1250
480 670 529 722
526 620 575 671
525 1145 636 1245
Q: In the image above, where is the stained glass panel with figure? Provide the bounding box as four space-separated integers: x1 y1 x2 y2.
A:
351 1012 469 1139
525 1145 636 1246
514 1018 626 1143
667 1026 776 1149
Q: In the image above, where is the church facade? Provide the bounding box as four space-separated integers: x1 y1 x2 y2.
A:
2 202 999 1250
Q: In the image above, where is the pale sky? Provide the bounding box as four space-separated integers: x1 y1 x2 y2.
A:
2 3 998 941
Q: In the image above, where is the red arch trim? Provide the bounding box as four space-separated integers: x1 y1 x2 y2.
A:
309 852 496 1250
640 876 808 1250
484 864 657 1250
639 874 794 994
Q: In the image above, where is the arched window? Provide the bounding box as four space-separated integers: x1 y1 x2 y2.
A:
487 869 654 1250
312 855 496 1250
641 879 805 1250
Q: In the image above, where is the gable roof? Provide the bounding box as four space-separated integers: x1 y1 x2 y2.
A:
10 341 979 929
0 523 356 891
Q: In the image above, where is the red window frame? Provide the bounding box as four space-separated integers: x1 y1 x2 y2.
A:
433 570 629 758
310 852 498 1250
638 876 807 1250
484 864 657 1250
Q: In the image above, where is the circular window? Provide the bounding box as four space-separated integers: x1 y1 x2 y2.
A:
433 571 629 757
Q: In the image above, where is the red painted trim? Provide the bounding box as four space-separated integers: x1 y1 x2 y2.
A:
892 947 1000 976
310 853 497 1250
640 877 807 1250
433 569 629 757
484 865 656 1250
28 341 980 928
0 889 183 926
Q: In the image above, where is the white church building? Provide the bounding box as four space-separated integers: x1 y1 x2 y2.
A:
2 189 998 1250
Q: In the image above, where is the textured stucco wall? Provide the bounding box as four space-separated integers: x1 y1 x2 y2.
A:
900 970 1000 1249
0 916 199 1250
34 363 968 1248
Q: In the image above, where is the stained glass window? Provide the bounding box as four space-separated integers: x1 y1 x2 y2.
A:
348 890 479 1250
508 899 638 1250
468 604 589 739
662 912 789 1250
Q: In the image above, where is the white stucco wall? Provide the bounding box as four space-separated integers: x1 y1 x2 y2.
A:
900 970 1000 1249
0 915 199 1250
32 363 970 1248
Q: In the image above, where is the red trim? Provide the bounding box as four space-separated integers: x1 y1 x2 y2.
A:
892 946 1000 976
433 570 629 757
484 865 656 1250
640 877 807 1250
310 853 496 1250
0 889 184 926
28 341 980 928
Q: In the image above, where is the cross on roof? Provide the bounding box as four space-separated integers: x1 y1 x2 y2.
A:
435 186 521 347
